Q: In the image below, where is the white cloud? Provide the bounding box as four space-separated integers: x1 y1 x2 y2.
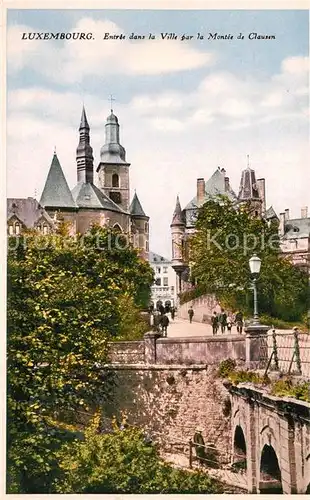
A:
281 56 309 75
7 18 215 80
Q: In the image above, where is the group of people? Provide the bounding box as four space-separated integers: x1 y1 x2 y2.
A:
211 309 244 335
149 302 176 337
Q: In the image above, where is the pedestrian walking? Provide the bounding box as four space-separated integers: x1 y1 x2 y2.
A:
235 311 243 334
159 304 165 316
160 314 169 337
152 310 161 333
219 308 227 333
171 306 175 320
188 306 194 324
211 311 219 335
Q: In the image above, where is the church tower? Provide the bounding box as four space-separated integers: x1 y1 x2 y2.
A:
96 109 130 212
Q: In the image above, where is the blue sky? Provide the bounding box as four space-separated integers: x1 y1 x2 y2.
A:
6 9 309 256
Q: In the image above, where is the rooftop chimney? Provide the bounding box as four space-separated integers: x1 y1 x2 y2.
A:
279 212 285 236
197 178 205 206
301 206 308 219
285 208 290 221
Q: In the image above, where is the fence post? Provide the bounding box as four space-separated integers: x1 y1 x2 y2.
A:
272 329 279 371
293 327 302 375
189 439 193 469
144 332 160 364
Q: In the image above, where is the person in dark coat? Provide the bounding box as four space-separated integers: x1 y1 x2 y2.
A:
159 304 165 316
160 314 169 337
218 309 227 333
211 311 219 335
188 306 194 324
171 307 175 320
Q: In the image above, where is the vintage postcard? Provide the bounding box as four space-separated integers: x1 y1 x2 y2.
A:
3 1 310 497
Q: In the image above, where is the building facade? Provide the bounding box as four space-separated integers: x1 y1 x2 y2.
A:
7 106 150 260
149 251 177 308
279 207 310 275
171 162 269 291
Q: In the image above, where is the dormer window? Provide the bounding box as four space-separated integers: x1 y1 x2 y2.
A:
15 223 20 235
9 225 14 235
43 224 48 235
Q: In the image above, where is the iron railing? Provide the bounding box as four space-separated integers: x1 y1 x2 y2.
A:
263 328 310 377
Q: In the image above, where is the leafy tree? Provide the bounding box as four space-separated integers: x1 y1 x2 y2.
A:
54 413 224 494
7 226 153 492
188 197 308 321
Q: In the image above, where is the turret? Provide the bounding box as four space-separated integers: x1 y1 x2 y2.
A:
238 156 263 218
170 196 187 293
130 191 149 260
76 106 94 184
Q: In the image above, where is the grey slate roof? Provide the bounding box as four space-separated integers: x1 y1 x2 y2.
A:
238 166 260 200
283 218 310 240
184 168 236 210
171 195 185 225
71 182 127 213
7 197 54 228
130 192 147 217
40 153 76 209
265 206 278 220
149 251 171 264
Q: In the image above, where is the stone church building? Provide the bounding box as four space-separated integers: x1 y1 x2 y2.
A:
7 107 150 259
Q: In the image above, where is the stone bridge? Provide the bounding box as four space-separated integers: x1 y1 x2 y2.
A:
230 384 310 494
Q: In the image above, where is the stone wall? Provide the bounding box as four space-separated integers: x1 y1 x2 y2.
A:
178 294 223 323
101 364 233 465
156 336 245 365
108 334 246 366
107 340 145 364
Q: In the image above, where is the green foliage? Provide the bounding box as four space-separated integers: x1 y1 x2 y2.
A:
114 295 150 340
54 413 224 494
7 226 154 492
218 358 237 378
271 378 310 402
188 197 309 322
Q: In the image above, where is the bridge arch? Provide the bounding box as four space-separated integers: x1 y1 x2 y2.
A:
232 425 247 472
259 444 283 494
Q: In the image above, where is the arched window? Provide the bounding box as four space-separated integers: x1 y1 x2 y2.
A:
113 223 122 233
43 224 48 235
145 222 149 233
145 240 149 252
112 173 119 188
8 224 14 235
15 223 20 235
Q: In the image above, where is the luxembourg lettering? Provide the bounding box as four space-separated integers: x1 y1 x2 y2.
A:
21 31 276 41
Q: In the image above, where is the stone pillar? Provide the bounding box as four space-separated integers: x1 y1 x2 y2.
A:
245 324 269 369
144 332 160 364
246 398 258 493
279 414 297 494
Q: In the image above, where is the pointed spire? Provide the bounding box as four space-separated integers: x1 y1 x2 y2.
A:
79 105 90 130
130 192 147 217
76 106 93 183
247 154 250 168
171 195 184 226
40 152 76 208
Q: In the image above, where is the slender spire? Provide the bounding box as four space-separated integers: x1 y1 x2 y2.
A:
247 154 250 168
79 105 90 130
76 106 94 183
109 94 115 113
171 195 184 226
